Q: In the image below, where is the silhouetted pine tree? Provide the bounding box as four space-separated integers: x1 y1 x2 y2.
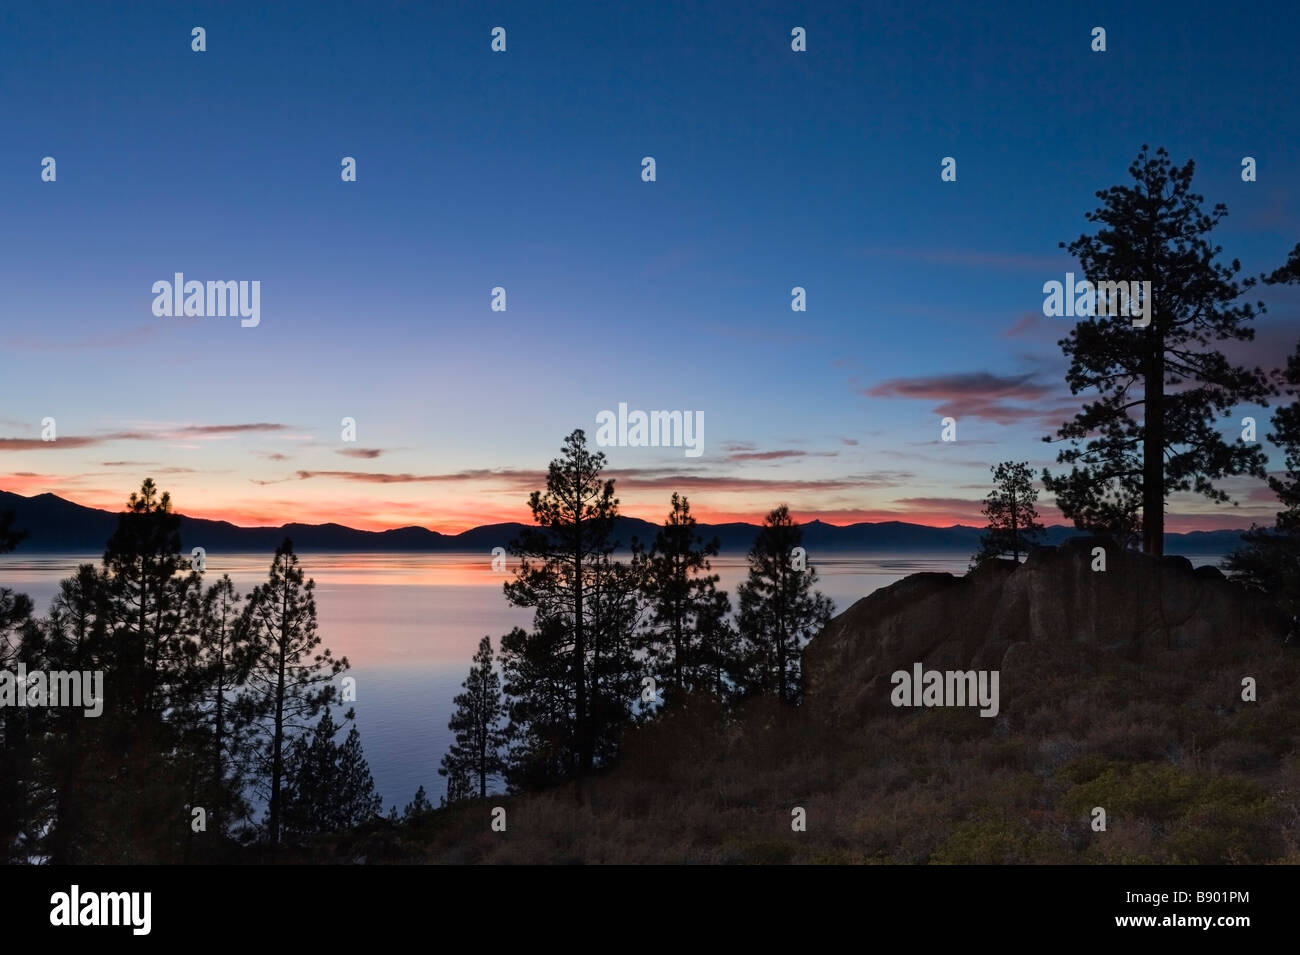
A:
972 461 1045 566
587 547 647 763
499 620 573 790
439 636 507 799
35 566 113 863
1225 244 1300 635
692 588 742 704
440 763 473 807
102 479 196 720
0 510 36 861
502 429 641 784
97 480 199 861
1043 146 1273 555
242 538 347 849
642 494 727 701
175 574 258 848
736 506 833 704
335 721 381 825
403 784 433 821
281 707 381 837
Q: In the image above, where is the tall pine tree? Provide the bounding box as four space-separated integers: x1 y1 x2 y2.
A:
1224 243 1300 634
641 494 727 701
438 636 507 800
735 506 833 704
1043 146 1273 555
98 480 198 860
102 479 194 721
499 619 573 790
502 429 638 782
176 574 257 845
37 566 113 863
692 587 742 704
242 538 348 849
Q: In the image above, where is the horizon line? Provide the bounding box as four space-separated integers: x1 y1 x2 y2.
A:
0 487 1253 538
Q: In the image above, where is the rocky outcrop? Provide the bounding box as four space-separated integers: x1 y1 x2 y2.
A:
803 538 1288 724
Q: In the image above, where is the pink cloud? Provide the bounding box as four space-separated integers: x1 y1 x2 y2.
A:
865 371 1076 426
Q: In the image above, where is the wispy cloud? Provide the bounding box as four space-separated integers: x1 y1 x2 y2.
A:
336 448 384 459
291 468 548 486
0 422 291 452
725 448 838 462
281 466 916 497
605 469 914 494
1 436 112 451
173 423 288 436
865 371 1074 426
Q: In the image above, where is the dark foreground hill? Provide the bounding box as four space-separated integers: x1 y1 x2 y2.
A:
303 539 1299 864
0 489 1248 554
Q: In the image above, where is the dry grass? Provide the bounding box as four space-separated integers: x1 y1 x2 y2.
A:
310 638 1300 864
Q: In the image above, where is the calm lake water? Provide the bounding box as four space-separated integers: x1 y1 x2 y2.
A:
0 550 1224 807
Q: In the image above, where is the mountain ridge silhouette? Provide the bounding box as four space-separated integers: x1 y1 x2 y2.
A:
0 489 1247 554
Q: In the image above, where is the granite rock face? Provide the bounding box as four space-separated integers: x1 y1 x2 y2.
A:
803 539 1287 724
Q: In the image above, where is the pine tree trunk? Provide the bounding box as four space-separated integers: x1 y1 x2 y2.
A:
574 526 589 774
1011 489 1020 562
139 555 149 716
212 606 226 834
673 600 682 695
479 725 487 800
1144 345 1165 556
213 650 224 832
777 557 787 703
269 587 288 850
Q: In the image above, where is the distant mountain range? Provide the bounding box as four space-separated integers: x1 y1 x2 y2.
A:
0 490 1247 556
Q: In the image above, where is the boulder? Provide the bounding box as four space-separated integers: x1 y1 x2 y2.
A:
803 538 1286 725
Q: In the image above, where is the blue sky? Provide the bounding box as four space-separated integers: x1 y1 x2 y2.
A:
2 0 1298 531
